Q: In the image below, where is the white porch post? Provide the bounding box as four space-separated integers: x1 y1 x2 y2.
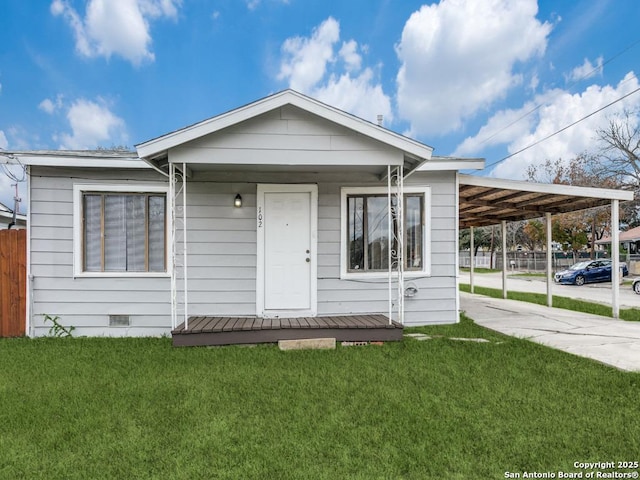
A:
387 164 392 324
501 220 507 299
182 163 189 330
469 226 475 294
398 165 404 324
612 199 620 319
169 163 177 330
386 164 404 324
546 212 553 307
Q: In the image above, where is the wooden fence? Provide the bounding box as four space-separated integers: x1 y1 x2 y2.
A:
0 229 26 337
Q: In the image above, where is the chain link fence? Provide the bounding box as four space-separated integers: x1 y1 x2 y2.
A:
459 250 636 272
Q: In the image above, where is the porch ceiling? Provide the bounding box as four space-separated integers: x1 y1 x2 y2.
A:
459 174 635 228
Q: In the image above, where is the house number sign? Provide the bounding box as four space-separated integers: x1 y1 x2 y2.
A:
257 206 263 228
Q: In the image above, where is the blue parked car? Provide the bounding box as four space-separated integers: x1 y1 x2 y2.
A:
554 259 628 286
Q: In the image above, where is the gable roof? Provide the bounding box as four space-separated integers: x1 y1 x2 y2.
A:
135 89 435 166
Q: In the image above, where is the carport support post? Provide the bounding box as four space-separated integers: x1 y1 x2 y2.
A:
546 212 553 307
469 226 475 294
612 199 620 319
501 220 507 299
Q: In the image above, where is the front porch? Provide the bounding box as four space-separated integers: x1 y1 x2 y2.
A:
171 314 403 347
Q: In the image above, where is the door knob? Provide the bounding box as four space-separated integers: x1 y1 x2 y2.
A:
306 249 310 254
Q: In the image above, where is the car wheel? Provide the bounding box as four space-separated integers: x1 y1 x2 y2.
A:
575 275 585 286
634 282 640 295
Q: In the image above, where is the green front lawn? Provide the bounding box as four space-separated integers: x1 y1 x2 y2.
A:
2 325 639 479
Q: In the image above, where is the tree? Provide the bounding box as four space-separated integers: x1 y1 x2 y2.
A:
523 219 545 251
596 109 640 226
552 217 588 262
459 226 491 255
526 155 616 259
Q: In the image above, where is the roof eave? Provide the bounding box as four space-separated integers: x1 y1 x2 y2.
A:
459 174 635 202
1 151 149 169
417 157 485 172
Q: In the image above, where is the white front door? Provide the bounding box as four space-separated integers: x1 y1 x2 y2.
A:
257 184 317 317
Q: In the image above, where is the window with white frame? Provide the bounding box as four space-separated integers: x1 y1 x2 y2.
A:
341 187 430 277
74 185 167 275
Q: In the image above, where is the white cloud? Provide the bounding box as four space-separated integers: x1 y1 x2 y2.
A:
246 0 289 10
278 17 392 124
58 98 128 150
396 0 552 137
278 17 340 92
0 131 7 149
51 0 181 66
339 40 362 72
38 95 64 115
457 72 640 180
314 69 393 124
5 127 31 151
565 56 604 83
39 99 56 114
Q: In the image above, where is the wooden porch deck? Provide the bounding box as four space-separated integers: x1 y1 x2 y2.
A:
171 314 403 347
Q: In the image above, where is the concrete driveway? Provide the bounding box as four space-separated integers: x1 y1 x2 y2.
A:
460 291 640 372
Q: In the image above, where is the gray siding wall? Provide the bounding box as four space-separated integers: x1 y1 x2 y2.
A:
170 105 402 166
318 171 458 325
29 166 171 337
29 166 458 337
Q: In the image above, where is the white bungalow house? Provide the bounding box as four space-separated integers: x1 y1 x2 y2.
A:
12 90 485 344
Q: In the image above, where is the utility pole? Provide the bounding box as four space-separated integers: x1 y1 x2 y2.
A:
10 183 21 229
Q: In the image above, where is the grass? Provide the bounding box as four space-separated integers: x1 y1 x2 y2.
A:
460 283 640 321
459 267 500 273
1 326 640 479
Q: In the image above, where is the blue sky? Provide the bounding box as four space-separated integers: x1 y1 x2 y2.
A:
1 0 640 210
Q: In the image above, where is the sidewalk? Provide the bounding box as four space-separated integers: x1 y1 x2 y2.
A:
460 291 640 372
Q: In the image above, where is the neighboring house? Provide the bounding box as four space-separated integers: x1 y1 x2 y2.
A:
16 90 484 338
0 200 26 229
597 225 640 254
597 225 640 275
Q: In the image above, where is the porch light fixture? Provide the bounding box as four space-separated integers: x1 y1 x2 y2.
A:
234 194 242 208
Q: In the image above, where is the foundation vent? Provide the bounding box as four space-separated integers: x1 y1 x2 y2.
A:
109 315 131 327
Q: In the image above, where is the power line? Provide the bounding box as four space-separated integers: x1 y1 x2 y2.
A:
483 85 640 170
478 37 640 147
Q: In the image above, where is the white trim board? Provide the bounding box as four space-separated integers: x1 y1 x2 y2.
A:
459 174 634 201
72 183 171 278
340 185 432 280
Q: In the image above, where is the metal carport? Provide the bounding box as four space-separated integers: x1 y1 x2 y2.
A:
458 174 635 318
